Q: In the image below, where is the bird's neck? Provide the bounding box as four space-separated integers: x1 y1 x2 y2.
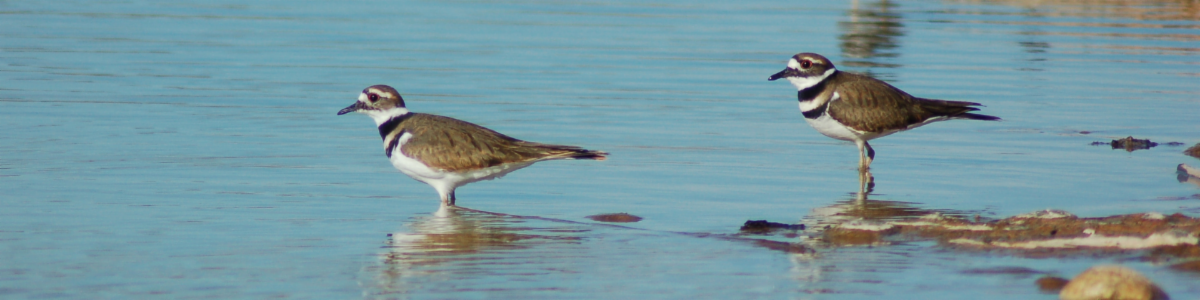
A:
366 107 411 127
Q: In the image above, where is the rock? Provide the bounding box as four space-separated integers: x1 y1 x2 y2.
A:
1179 164 1200 185
1059 265 1168 300
1185 143 1200 159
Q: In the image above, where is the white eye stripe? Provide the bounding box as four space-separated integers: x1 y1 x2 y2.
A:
787 59 801 69
787 58 820 69
785 67 835 91
360 90 393 102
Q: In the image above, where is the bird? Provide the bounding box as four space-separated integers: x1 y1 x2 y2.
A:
338 85 607 207
768 52 999 171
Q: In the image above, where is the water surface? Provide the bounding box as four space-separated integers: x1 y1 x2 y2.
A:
2 0 1199 298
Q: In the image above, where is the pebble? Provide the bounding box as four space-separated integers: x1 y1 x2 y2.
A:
1059 265 1168 300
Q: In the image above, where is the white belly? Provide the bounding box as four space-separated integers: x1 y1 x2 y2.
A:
804 113 862 142
388 132 535 192
800 102 903 143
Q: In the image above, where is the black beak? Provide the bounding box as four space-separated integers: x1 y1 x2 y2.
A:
337 101 366 115
768 68 789 81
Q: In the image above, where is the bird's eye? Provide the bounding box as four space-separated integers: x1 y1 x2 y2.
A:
800 60 812 68
368 93 379 102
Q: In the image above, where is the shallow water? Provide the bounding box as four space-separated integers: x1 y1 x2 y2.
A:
2 0 1199 298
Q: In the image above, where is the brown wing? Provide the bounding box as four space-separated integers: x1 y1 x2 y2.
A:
828 72 985 132
397 114 603 172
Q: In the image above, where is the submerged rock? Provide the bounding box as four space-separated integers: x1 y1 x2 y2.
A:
1102 136 1158 152
585 213 642 223
1014 209 1076 219
824 220 898 246
740 220 804 234
799 206 1200 256
1059 265 1168 300
945 212 1200 253
1169 260 1200 273
1037 276 1070 293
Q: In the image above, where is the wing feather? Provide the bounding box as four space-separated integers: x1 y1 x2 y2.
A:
395 114 601 171
828 72 989 132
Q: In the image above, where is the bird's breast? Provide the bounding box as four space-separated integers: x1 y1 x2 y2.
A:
803 112 862 142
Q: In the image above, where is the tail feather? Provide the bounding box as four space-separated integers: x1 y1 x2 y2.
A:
565 149 608 161
917 98 1000 121
545 148 608 161
519 142 608 161
958 112 1001 121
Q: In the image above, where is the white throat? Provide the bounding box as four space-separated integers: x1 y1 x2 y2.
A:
799 91 839 113
362 106 411 126
786 68 836 91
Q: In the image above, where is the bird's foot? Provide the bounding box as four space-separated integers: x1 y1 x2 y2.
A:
857 163 871 173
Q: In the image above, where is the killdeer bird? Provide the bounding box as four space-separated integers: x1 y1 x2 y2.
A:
768 53 999 170
338 85 607 206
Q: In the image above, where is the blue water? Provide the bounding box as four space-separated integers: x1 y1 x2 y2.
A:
2 0 1198 298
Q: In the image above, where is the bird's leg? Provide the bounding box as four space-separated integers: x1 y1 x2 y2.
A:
855 140 865 170
865 141 875 166
856 172 868 203
855 140 873 171
437 188 455 207
856 168 874 201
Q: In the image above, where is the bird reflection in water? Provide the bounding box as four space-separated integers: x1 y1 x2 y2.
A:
839 0 904 69
798 170 970 247
368 206 590 296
